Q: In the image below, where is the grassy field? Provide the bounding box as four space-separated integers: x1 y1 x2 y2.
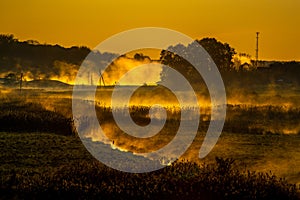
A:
185 132 300 185
1 132 299 199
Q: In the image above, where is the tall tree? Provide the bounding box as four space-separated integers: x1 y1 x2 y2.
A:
197 38 235 72
159 38 236 86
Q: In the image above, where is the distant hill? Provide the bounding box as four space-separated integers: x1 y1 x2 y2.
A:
23 80 71 88
0 34 117 82
0 79 72 89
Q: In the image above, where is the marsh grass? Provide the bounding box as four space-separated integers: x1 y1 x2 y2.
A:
0 91 300 199
0 99 75 135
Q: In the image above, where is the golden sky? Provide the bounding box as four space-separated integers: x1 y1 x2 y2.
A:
0 0 299 61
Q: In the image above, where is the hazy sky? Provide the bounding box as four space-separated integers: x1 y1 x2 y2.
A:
1 0 299 61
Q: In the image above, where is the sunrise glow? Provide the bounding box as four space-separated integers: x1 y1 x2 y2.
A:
0 0 299 61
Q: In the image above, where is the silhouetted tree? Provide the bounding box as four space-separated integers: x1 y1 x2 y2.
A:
159 38 236 87
133 53 150 61
197 38 236 72
0 34 16 45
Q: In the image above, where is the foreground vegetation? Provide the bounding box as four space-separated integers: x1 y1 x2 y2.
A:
0 132 299 200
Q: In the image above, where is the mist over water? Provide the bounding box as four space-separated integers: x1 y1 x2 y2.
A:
68 83 300 180
1 78 300 182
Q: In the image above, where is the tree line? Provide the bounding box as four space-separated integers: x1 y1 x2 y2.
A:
0 34 299 87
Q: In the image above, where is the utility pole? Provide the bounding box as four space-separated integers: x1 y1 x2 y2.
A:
91 73 93 85
88 71 93 85
255 32 260 67
99 70 105 87
19 72 23 93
